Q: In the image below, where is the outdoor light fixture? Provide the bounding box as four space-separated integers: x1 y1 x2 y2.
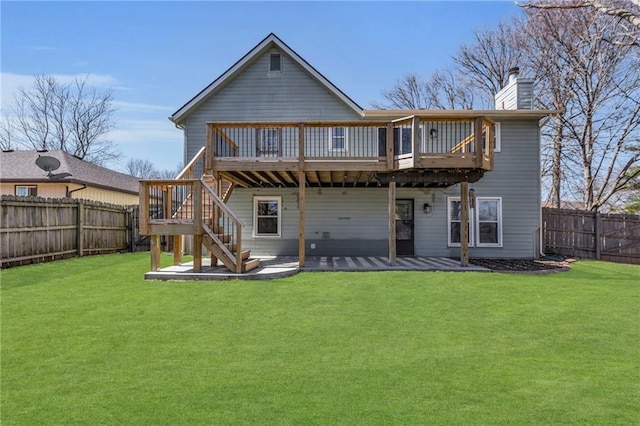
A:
423 203 433 214
429 128 438 139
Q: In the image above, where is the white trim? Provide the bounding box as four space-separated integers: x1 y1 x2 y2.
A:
447 197 474 247
328 127 348 152
253 196 282 238
494 122 502 152
171 34 364 123
475 197 503 247
447 196 503 248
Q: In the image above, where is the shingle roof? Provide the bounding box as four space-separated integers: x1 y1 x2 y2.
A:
0 150 139 194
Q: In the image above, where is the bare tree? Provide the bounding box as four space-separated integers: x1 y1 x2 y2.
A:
158 162 184 179
372 73 430 109
519 0 640 46
374 20 522 110
7 74 119 165
125 158 159 179
454 20 526 106
523 6 640 210
0 114 15 150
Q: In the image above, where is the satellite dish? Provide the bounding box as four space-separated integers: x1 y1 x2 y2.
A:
35 155 61 177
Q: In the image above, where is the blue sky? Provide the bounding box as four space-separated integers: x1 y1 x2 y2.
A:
2 1 521 172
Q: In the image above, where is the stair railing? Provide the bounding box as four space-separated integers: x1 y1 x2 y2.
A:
201 179 245 273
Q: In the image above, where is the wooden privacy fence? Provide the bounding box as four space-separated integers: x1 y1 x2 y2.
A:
1 196 145 268
543 208 640 264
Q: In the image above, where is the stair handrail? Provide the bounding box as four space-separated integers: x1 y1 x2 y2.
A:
175 146 207 180
201 179 244 227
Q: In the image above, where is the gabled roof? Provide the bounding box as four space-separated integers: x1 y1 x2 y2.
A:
0 150 140 194
170 33 364 124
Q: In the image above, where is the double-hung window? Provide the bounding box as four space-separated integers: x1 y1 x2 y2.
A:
329 127 347 151
253 196 281 237
447 196 502 247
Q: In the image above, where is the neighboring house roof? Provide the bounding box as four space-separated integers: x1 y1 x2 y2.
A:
0 150 140 195
170 33 364 125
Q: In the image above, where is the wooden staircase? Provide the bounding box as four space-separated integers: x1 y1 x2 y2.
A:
170 174 258 273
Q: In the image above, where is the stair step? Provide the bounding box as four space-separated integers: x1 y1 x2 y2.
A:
240 250 250 260
242 258 260 273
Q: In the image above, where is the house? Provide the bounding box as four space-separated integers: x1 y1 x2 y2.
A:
139 33 554 273
0 150 140 205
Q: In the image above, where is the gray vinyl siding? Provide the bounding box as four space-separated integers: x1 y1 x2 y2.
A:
182 48 362 165
227 119 541 259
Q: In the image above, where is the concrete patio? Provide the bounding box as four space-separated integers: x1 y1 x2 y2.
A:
144 255 489 281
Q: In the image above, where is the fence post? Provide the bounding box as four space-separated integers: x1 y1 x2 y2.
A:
77 201 84 257
595 211 601 260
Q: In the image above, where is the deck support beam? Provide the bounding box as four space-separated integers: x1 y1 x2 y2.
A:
388 181 397 265
193 234 202 272
298 171 306 267
151 235 161 271
461 181 469 267
173 235 182 265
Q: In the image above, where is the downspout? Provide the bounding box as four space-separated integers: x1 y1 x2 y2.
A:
67 184 87 198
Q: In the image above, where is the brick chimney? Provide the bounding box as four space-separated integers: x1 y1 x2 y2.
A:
494 67 534 110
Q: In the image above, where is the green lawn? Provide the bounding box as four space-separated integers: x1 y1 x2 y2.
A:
1 253 639 425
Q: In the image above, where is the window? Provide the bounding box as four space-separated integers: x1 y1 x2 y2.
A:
253 196 281 237
258 128 280 156
15 185 37 197
269 53 281 72
447 198 473 247
329 127 347 151
476 198 502 246
447 196 502 247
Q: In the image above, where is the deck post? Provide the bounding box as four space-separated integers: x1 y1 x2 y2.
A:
298 123 305 170
151 235 161 271
412 116 421 168
205 124 213 173
193 234 202 272
386 122 394 170
298 170 306 267
474 117 483 167
461 181 469 267
389 180 397 265
173 235 182 265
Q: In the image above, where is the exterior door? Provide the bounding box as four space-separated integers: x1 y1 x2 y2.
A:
396 199 414 256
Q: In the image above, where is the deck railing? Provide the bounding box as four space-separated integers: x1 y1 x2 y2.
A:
205 118 494 171
139 179 201 236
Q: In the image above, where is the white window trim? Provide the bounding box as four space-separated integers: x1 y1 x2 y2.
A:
475 197 503 247
328 127 348 152
447 196 502 248
15 185 37 197
494 122 501 152
269 53 282 72
253 196 282 238
447 197 474 247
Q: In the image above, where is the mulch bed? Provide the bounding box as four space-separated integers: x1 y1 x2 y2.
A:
469 256 574 273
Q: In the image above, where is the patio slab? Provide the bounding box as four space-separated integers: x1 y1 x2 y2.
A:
144 255 488 281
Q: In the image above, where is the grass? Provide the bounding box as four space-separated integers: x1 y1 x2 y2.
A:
1 253 639 425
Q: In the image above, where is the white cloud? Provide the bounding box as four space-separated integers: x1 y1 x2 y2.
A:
114 101 174 113
110 119 181 145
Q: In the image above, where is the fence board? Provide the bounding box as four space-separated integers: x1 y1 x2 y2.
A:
1 196 145 268
543 208 640 265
